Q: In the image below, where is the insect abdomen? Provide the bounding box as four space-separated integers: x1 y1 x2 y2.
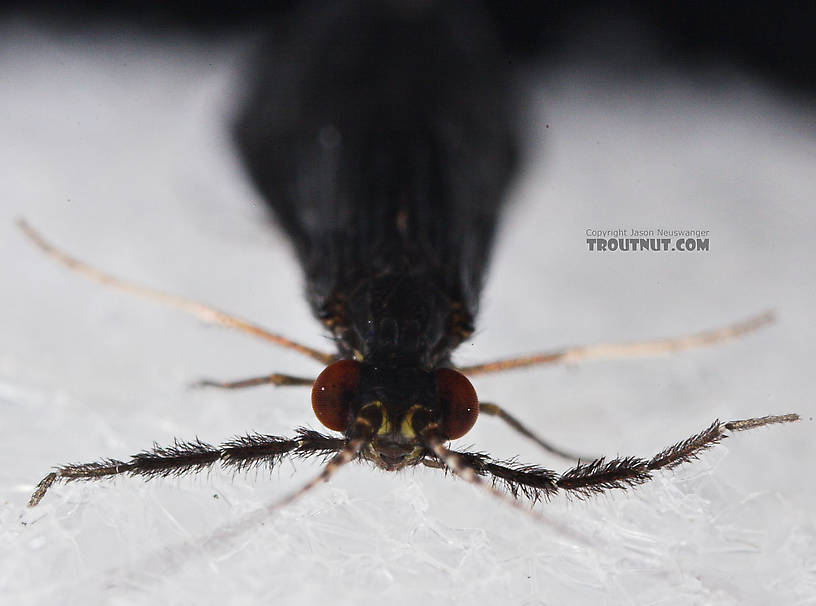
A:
235 0 517 365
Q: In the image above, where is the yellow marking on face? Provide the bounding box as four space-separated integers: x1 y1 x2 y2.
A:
356 400 389 435
400 404 426 439
365 401 391 435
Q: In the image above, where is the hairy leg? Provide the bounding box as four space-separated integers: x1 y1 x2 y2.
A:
423 413 799 503
28 429 345 507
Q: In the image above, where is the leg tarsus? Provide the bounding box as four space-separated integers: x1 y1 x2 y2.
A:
28 472 58 508
724 413 799 432
191 373 314 390
479 402 593 461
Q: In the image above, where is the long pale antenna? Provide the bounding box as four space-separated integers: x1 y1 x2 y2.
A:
17 219 334 364
459 311 774 375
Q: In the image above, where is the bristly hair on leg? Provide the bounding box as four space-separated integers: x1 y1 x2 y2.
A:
27 428 346 507
221 429 346 473
422 413 799 503
456 453 559 504
231 410 380 516
418 425 592 545
197 431 374 552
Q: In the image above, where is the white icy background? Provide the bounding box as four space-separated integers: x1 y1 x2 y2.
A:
1 21 814 606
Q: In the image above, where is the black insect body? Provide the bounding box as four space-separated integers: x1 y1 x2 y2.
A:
234 0 515 474
24 1 797 511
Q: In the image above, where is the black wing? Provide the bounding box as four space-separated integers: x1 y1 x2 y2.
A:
234 0 517 367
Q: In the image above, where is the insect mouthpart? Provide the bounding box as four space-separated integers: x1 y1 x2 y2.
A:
363 402 432 471
367 439 426 471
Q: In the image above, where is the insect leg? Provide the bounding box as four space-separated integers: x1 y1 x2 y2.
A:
28 429 346 507
427 413 798 503
257 410 380 512
479 402 592 461
458 311 774 376
203 433 372 549
191 373 314 390
554 413 799 497
426 450 560 503
17 219 334 364
419 426 557 510
418 428 589 542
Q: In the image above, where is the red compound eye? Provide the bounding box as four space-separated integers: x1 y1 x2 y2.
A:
311 360 361 431
436 368 479 440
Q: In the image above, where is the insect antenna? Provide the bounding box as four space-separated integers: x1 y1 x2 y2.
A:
458 310 774 376
17 219 334 364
